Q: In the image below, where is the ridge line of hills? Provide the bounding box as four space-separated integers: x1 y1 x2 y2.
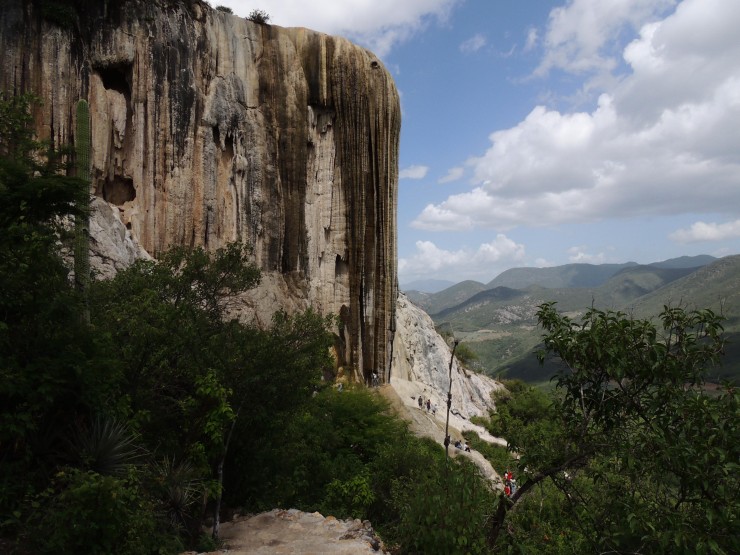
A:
404 254 740 384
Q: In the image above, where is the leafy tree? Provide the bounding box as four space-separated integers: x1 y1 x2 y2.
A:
487 303 739 554
24 467 182 555
393 457 494 555
89 242 260 463
0 92 109 521
89 243 338 541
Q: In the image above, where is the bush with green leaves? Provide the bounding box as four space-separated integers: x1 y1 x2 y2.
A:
0 91 109 524
246 9 270 24
221 385 497 554
486 303 740 554
215 5 233 14
25 468 182 555
395 459 494 555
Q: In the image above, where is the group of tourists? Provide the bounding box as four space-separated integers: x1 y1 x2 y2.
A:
503 469 517 497
416 395 437 415
453 439 471 452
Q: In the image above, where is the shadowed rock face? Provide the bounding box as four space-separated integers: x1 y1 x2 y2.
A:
0 0 399 381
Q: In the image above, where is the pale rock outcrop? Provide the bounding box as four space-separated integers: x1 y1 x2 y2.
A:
88 197 152 280
182 509 387 555
391 293 506 446
0 0 399 380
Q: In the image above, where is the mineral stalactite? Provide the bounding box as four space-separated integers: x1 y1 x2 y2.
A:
0 0 400 382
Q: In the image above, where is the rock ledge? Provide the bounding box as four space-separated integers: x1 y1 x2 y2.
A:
184 509 387 555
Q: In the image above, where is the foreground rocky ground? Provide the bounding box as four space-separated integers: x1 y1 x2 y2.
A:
183 509 386 555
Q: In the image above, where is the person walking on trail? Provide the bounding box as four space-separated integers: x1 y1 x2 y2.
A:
418 396 423 409
426 399 431 412
372 372 379 387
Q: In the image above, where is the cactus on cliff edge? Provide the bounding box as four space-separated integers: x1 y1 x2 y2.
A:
74 99 91 321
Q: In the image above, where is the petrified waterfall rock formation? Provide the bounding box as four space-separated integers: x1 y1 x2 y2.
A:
0 0 400 381
392 293 503 425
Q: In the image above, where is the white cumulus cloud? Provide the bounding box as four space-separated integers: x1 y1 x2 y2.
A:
669 220 740 243
535 0 677 77
438 166 465 183
399 165 429 180
211 0 460 57
413 0 740 233
398 235 526 282
567 246 607 264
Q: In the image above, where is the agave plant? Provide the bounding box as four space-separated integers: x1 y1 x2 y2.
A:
150 456 204 534
67 415 145 476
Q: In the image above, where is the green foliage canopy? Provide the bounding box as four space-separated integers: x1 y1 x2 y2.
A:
486 303 739 554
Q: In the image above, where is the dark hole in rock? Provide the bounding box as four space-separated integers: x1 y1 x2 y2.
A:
95 63 131 96
335 254 348 277
102 175 135 206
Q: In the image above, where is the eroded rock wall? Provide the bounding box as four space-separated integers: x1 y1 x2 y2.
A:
392 293 504 429
0 0 399 381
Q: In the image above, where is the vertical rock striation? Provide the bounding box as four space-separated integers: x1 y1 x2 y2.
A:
0 0 400 381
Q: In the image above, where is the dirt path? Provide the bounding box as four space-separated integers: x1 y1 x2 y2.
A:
377 383 503 488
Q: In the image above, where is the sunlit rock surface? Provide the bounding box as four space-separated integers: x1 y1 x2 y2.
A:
181 509 387 555
391 292 505 443
0 0 399 379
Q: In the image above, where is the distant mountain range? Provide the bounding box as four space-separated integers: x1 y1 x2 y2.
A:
403 254 740 384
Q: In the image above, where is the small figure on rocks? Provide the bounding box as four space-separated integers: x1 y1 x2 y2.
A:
426 399 431 412
418 396 423 409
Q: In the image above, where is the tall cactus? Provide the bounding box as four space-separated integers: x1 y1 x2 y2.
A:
74 99 91 322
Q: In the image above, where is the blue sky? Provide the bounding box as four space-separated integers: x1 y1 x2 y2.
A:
213 0 740 285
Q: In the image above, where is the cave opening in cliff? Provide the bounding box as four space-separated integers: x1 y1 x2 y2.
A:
94 63 132 97
101 175 135 206
335 254 348 278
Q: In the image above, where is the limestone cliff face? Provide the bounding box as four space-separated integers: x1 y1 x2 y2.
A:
391 293 504 437
0 0 399 381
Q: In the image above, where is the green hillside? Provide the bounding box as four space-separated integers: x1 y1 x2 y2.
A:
428 255 739 384
487 262 638 289
405 279 486 314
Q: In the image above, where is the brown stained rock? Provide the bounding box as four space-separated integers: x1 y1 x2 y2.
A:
0 1 399 379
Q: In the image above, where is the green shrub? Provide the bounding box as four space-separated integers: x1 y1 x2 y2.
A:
25 468 181 555
322 471 375 519
462 430 514 476
215 5 233 14
394 460 494 555
246 9 270 24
